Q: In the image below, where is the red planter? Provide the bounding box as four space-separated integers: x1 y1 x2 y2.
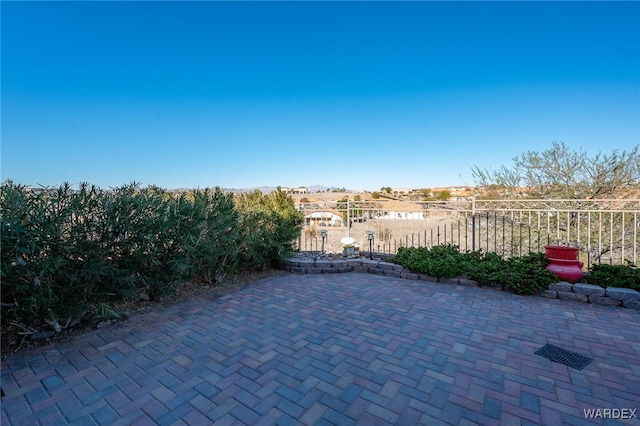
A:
545 245 579 260
544 245 584 283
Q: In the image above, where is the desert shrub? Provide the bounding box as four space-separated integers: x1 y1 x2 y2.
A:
1 183 181 330
1 182 302 332
235 189 304 270
586 263 640 290
2 182 132 331
104 184 182 300
168 188 241 284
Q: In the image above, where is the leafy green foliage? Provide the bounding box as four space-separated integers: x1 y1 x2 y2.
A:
393 245 473 278
235 189 304 270
494 253 557 295
393 245 557 295
585 263 640 290
465 251 504 286
1 182 303 332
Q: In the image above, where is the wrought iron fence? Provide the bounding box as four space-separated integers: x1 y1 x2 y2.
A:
296 198 640 267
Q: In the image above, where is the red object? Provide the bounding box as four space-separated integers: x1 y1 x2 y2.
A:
544 246 584 283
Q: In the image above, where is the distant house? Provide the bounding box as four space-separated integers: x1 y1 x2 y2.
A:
283 186 309 194
370 200 426 220
304 210 343 227
376 211 425 220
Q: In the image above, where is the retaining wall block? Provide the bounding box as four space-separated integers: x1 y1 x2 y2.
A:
549 282 574 292
383 270 401 278
315 261 333 269
353 267 368 273
331 260 348 269
573 283 606 297
368 268 385 275
541 290 558 299
622 300 640 310
605 287 640 302
377 262 396 271
400 272 419 280
338 267 353 273
347 260 363 267
288 267 306 274
393 264 404 272
361 259 380 268
589 296 622 307
439 277 460 285
297 260 315 269
557 292 589 303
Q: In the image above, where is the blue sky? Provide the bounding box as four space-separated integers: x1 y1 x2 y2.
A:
2 1 639 191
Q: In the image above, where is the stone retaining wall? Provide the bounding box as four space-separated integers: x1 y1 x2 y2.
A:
283 257 640 311
542 282 640 310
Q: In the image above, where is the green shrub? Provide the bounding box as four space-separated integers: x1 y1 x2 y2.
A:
423 244 472 278
468 251 556 295
586 263 640 290
496 253 557 295
393 244 472 278
168 188 242 285
1 182 303 332
2 182 118 330
466 251 505 286
393 245 555 295
235 189 304 270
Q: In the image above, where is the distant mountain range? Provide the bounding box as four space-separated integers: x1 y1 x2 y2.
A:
223 185 347 193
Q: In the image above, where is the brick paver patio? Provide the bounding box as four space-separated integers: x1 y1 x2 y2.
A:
2 272 639 425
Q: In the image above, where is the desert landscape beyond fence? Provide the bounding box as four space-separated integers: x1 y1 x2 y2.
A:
296 199 640 268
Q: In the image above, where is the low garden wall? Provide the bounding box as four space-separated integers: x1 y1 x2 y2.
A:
282 257 640 311
542 282 640 310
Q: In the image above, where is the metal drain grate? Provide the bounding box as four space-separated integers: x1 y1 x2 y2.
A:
535 344 593 371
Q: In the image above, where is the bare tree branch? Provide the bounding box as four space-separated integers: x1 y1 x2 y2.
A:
473 142 640 199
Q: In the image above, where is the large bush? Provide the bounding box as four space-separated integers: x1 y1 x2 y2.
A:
1 182 302 332
235 189 304 270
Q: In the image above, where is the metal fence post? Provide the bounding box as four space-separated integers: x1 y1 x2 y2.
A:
347 200 351 237
471 197 476 252
472 214 477 253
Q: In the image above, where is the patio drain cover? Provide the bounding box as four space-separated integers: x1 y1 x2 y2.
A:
535 344 593 371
